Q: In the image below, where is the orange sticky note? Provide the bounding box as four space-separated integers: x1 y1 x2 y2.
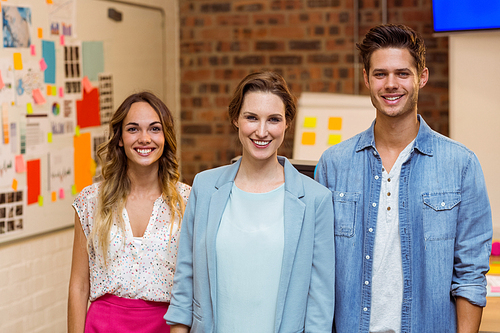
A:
60 34 65 45
59 188 65 199
328 134 342 145
12 179 18 191
82 76 93 93
301 132 316 145
32 89 46 104
328 117 342 131
51 191 57 202
15 155 26 173
46 85 52 95
38 28 43 38
30 44 36 55
303 117 317 128
0 70 4 90
47 0 54 4
74 133 93 192
27 103 33 114
40 58 48 71
13 53 23 70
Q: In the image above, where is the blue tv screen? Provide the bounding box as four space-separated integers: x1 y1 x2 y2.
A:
433 0 500 33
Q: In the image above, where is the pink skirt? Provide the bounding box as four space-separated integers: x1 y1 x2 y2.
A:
85 294 170 333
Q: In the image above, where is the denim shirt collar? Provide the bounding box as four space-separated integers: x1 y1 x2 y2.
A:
355 114 434 157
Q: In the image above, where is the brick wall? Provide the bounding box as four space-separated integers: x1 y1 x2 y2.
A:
179 0 449 184
0 229 73 332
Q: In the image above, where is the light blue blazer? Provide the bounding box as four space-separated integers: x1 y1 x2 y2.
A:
165 156 334 333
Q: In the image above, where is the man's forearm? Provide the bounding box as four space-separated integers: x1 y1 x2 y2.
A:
456 296 483 333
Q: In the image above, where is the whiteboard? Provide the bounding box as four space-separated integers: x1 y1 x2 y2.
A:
0 0 167 244
293 92 375 161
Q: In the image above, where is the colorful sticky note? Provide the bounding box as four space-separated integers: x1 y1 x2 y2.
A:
328 134 342 145
32 89 46 104
303 117 317 128
38 195 44 206
38 28 43 38
39 58 48 71
51 86 56 96
60 35 65 45
328 117 343 131
27 103 33 114
13 53 23 70
46 85 52 96
27 159 41 205
59 87 64 97
301 132 316 145
75 125 80 136
47 132 53 143
12 179 18 191
15 155 26 173
47 0 54 4
71 184 77 195
31 45 36 55
90 159 97 176
51 191 57 202
82 76 93 93
74 133 92 192
0 70 5 89
59 188 65 199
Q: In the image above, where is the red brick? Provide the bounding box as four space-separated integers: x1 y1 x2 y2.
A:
253 13 286 25
269 26 306 38
182 70 212 81
402 9 433 22
289 12 323 25
200 28 232 40
270 0 304 10
216 14 250 25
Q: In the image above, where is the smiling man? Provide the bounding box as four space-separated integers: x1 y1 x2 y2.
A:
316 24 492 333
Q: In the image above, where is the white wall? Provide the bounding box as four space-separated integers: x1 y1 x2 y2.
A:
449 31 500 239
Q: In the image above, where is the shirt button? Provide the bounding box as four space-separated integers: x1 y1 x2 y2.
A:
368 228 373 232
387 192 391 196
365 255 370 260
387 206 391 211
364 281 369 285
339 193 344 197
441 202 445 207
372 203 377 207
388 178 391 182
363 307 368 312
374 175 379 180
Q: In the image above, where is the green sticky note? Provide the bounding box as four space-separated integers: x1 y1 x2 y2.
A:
51 86 57 96
75 125 80 136
47 132 53 143
38 195 44 206
71 184 77 195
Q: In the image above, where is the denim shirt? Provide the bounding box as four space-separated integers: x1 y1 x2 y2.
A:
316 116 492 333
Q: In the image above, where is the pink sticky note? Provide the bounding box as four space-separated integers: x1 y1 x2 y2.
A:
39 58 48 71
0 70 5 90
60 35 65 45
32 88 46 104
491 286 500 293
82 76 93 93
30 45 36 56
59 188 65 199
59 87 64 97
15 155 26 173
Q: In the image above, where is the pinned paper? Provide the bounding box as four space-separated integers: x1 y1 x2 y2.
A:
27 159 41 205
301 132 316 145
42 41 56 84
74 132 92 192
15 155 26 173
59 188 65 199
12 179 18 191
0 70 5 89
60 35 65 45
82 41 104 81
13 53 23 70
47 132 53 143
38 28 43 38
76 87 101 128
32 89 46 104
38 195 44 206
328 134 342 146
39 59 48 71
59 87 64 97
328 117 343 131
82 76 93 93
31 45 36 55
51 191 57 202
26 103 33 114
303 117 317 128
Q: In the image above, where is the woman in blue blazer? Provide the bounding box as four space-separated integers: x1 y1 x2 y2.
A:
165 71 334 333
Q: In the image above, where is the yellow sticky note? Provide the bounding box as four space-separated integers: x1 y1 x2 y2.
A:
38 28 43 38
328 117 342 131
13 53 23 70
38 195 44 206
301 132 316 145
328 134 342 145
51 86 57 96
75 125 80 136
47 132 53 143
27 103 33 114
51 191 57 202
71 184 77 195
12 179 18 191
303 117 317 128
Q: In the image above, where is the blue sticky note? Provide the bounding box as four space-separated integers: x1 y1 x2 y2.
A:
82 41 104 81
42 40 56 84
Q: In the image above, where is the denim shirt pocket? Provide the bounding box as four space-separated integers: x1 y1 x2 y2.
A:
333 191 360 237
422 192 460 240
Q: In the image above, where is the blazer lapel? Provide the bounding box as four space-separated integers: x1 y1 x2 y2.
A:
205 159 241 317
275 157 306 333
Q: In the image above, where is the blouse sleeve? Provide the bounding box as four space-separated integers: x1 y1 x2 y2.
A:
72 183 99 238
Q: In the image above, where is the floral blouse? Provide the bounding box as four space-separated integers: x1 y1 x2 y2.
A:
72 182 191 302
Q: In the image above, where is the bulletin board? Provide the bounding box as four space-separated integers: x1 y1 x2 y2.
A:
293 92 375 162
0 0 166 244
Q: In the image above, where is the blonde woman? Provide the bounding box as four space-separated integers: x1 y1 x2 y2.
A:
68 92 190 333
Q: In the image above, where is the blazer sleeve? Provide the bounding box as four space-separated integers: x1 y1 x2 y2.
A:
305 189 335 332
164 176 199 327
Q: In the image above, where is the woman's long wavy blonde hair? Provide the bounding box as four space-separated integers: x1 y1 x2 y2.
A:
89 91 185 262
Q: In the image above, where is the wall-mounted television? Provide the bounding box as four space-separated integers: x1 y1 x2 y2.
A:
433 0 500 33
